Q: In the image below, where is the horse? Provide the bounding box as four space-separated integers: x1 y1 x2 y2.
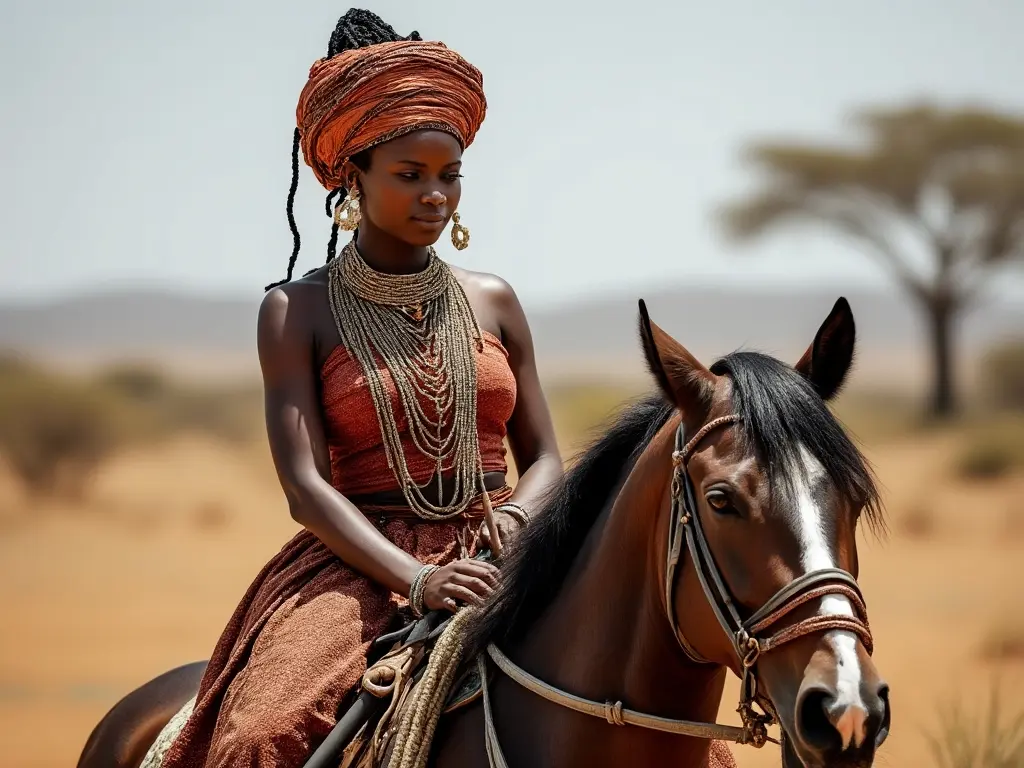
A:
78 296 890 768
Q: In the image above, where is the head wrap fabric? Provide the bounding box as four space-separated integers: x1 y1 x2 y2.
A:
296 40 487 191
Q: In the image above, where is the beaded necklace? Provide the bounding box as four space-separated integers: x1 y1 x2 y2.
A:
328 239 487 519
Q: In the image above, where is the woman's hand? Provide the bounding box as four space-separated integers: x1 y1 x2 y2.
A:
477 511 523 552
422 559 500 612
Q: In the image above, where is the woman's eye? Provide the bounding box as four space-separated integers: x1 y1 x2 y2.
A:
443 173 464 182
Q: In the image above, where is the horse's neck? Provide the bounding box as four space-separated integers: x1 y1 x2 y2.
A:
508 419 726 760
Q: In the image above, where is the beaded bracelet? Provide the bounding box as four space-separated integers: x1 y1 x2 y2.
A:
495 502 530 528
409 564 439 618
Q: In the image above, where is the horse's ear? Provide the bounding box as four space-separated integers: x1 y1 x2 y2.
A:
795 297 856 401
638 299 715 418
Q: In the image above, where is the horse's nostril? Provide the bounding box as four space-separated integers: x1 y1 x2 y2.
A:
795 682 889 757
796 687 840 753
875 683 891 748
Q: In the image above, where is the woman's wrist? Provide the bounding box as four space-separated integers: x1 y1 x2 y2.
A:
392 557 425 598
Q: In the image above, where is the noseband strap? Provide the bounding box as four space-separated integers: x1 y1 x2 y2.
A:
666 416 873 745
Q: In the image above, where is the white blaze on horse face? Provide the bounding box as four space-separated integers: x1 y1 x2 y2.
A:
791 445 867 751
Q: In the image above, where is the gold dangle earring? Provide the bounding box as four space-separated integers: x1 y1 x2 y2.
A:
334 185 362 231
450 211 470 251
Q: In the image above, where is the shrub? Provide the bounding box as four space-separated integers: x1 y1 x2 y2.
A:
0 358 264 502
981 620 1024 663
96 364 174 404
96 364 262 444
981 339 1024 412
898 504 938 540
0 358 129 499
955 417 1024 480
957 444 1017 480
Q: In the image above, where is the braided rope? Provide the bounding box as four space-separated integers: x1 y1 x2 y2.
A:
388 608 475 768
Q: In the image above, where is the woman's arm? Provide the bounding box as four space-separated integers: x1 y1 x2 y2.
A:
257 284 497 608
258 285 424 596
492 278 563 519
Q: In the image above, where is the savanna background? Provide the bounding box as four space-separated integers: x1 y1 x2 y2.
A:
2 2 1023 767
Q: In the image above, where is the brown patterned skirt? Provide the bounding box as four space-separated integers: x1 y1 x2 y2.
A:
160 490 509 768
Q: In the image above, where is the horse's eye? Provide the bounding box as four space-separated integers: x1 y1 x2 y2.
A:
706 491 731 511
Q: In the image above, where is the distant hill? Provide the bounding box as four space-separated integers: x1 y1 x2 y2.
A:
528 286 1022 387
0 290 259 379
0 285 1020 389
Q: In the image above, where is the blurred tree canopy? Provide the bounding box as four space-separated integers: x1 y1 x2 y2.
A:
720 103 1024 419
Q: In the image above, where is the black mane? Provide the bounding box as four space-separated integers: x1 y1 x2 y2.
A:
464 394 673 656
465 351 884 655
710 351 884 530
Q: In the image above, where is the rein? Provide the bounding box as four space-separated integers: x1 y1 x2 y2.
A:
481 414 874 762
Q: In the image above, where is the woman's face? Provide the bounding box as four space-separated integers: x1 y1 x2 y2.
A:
347 129 464 247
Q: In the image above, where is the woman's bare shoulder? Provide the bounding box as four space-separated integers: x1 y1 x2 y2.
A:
450 265 518 305
257 269 330 362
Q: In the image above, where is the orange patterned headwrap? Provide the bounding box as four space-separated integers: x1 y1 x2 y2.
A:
295 40 487 191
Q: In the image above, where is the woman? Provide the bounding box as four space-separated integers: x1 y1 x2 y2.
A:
161 9 562 766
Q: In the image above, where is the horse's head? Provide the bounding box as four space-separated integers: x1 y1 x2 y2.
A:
639 297 889 768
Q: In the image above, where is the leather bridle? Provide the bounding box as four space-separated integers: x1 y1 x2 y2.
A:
664 415 873 746
482 414 874 758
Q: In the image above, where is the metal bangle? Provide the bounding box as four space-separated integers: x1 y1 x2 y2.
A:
410 567 426 617
495 502 530 528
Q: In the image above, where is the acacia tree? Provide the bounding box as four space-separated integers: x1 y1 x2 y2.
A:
719 104 1024 419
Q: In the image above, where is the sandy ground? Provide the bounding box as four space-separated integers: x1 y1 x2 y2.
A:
0 430 1022 768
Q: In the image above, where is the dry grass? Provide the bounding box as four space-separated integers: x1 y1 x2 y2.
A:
544 380 646 451
924 683 1024 768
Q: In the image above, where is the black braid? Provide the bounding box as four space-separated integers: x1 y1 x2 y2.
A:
326 221 341 264
327 8 422 58
265 128 303 291
325 188 342 217
267 9 422 290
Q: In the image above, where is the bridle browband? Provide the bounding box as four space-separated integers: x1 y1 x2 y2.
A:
481 414 874 762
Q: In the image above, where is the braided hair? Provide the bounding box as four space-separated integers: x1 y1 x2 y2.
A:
265 9 423 291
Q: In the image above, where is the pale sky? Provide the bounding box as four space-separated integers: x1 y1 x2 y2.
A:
1 0 1022 306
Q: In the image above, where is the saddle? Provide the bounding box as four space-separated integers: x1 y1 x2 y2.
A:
333 607 484 768
138 608 482 768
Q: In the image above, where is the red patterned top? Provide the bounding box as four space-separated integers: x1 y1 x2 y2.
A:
319 330 517 495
